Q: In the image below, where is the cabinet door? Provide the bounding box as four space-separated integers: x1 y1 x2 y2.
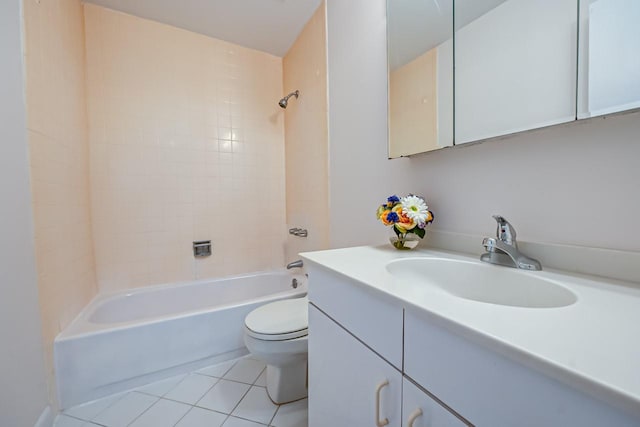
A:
402 378 469 427
308 304 402 427
455 0 577 144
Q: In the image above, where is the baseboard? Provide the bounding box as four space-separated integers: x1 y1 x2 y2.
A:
34 406 53 427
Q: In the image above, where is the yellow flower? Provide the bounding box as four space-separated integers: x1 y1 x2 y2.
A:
393 205 416 232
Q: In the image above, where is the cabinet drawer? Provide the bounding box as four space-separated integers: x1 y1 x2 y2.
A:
307 264 403 369
403 378 469 427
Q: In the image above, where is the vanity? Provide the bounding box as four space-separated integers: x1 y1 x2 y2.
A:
301 246 640 426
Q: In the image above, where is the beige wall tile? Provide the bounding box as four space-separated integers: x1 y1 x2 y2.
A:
22 0 98 407
84 5 286 290
282 2 330 262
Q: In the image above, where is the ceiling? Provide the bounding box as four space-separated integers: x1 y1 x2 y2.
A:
83 0 323 57
388 0 507 70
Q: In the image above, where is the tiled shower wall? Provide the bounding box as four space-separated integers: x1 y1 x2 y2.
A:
84 5 286 292
23 0 98 401
283 2 330 262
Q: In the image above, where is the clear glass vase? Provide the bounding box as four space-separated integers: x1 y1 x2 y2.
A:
389 232 421 250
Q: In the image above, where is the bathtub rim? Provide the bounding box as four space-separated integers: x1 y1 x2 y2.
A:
56 269 307 341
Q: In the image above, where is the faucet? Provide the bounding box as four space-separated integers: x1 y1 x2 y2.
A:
480 215 542 271
286 259 304 269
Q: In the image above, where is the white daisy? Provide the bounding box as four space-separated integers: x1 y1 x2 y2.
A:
401 195 429 224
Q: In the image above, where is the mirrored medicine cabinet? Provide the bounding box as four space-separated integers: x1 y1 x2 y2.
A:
387 0 640 158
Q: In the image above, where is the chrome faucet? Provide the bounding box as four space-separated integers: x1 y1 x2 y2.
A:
286 260 304 269
480 215 542 270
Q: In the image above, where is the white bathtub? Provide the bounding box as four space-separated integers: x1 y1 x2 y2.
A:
54 270 307 409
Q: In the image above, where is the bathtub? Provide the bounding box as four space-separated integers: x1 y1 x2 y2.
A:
54 270 307 409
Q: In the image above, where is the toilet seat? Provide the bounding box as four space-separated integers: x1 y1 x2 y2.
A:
245 297 308 341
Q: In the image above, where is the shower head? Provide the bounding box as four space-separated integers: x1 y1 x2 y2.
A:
278 90 299 109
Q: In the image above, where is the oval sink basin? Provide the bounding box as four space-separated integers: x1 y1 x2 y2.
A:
386 258 577 308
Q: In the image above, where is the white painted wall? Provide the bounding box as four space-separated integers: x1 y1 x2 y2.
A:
326 0 415 248
328 0 640 253
455 0 577 143
0 0 50 425
410 111 640 252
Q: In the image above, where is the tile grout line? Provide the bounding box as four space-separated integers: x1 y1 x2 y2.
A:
64 390 128 424
60 356 281 427
220 386 253 426
124 392 161 427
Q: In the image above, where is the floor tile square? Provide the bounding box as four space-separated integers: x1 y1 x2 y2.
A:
271 398 308 427
224 358 265 384
135 374 186 397
254 370 266 387
63 392 124 421
197 379 250 414
128 398 191 427
197 359 237 378
222 416 265 427
164 374 218 405
53 415 85 427
175 407 227 427
92 392 158 427
231 386 277 425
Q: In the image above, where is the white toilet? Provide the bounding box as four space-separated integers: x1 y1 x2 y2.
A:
244 297 308 404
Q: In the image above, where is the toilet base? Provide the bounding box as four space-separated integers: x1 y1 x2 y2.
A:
265 358 308 404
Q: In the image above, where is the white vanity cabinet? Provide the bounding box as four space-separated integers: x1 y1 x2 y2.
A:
305 256 640 427
307 265 469 426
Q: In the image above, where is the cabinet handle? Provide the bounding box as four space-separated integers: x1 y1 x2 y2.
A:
407 408 423 427
375 379 390 427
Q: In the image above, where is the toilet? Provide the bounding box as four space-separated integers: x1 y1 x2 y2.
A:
243 296 308 404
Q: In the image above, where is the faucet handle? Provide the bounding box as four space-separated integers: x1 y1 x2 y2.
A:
492 215 517 247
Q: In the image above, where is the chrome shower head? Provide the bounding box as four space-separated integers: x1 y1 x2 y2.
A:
278 90 299 109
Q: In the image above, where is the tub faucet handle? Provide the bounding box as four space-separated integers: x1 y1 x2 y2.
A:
286 260 303 269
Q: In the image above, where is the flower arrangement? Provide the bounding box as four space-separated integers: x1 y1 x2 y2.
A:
376 194 434 249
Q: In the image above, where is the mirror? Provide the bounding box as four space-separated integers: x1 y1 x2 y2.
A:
578 0 640 119
454 0 578 144
387 0 454 158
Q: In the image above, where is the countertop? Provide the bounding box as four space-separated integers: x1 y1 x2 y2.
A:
300 245 640 417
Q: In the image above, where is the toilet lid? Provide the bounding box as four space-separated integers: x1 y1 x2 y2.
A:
245 297 308 340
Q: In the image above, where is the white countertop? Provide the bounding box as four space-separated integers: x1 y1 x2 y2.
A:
300 245 640 416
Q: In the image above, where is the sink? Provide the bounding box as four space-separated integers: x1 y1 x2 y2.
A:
386 258 577 308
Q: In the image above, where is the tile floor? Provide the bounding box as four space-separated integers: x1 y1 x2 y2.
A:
54 356 307 427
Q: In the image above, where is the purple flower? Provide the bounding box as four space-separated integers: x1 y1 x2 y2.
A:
386 211 399 223
387 195 400 203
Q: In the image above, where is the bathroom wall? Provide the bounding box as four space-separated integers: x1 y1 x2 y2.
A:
326 0 415 249
84 5 286 292
0 0 50 424
326 0 640 253
283 2 330 261
22 0 98 403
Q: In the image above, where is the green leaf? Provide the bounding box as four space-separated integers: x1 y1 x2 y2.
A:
413 228 426 239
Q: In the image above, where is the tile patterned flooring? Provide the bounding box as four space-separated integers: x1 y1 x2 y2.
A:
54 356 307 427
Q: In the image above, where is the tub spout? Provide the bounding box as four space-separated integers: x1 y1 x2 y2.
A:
286 260 303 269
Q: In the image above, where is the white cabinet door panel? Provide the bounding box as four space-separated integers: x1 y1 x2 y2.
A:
308 304 402 427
